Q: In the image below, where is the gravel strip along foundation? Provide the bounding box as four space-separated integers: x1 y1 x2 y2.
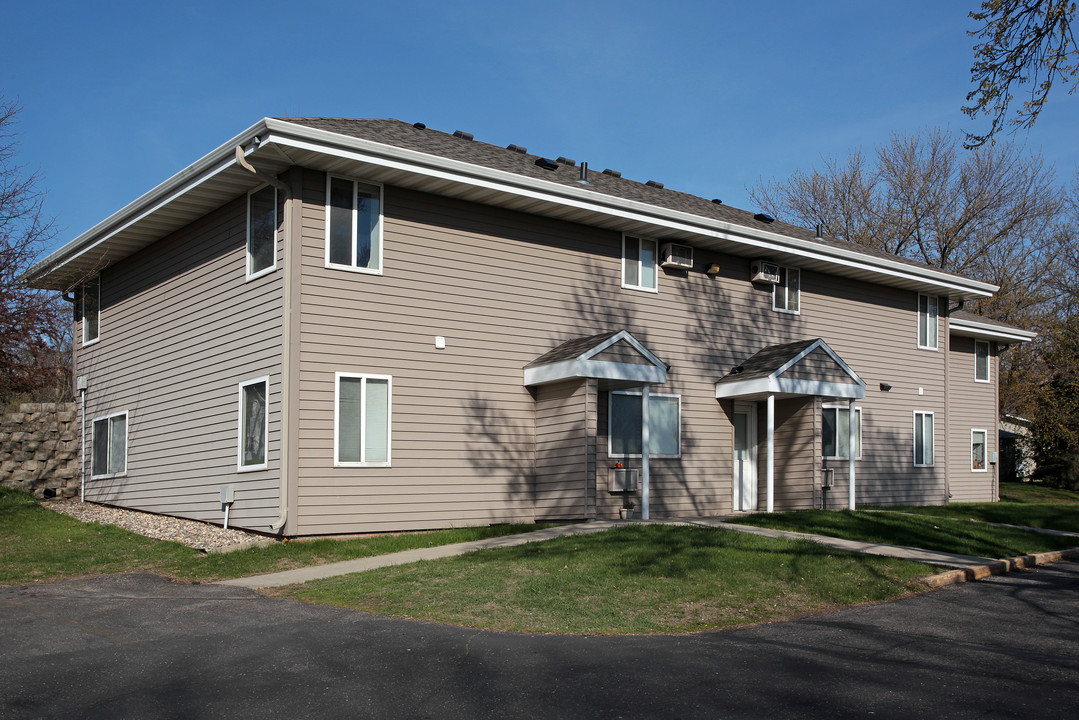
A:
41 499 271 552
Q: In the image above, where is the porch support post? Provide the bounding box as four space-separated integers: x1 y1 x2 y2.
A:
848 398 857 510
641 384 650 520
766 393 775 513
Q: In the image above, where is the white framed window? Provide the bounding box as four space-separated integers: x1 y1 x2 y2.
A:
334 373 392 466
622 235 658 292
918 294 938 349
238 377 269 471
822 404 861 459
913 411 934 467
971 429 988 471
91 411 127 478
326 176 383 274
772 266 800 313
247 185 277 280
974 340 990 382
608 391 681 458
82 274 100 346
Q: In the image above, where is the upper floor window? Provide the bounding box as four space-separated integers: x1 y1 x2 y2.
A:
82 274 100 345
622 235 657 292
918 294 938 349
238 377 269 471
773 266 800 313
914 411 934 467
822 404 861 459
91 411 127 478
335 373 391 466
326 177 382 274
974 340 990 382
609 391 681 457
247 185 277 280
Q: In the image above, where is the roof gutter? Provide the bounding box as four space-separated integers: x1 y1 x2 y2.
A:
21 119 271 286
949 317 1037 343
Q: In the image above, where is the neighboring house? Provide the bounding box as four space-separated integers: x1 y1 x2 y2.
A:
22 118 1037 536
1000 414 1035 482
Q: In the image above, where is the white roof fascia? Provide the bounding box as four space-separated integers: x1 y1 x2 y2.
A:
949 318 1037 343
262 119 997 299
715 376 866 400
523 360 667 387
25 119 270 284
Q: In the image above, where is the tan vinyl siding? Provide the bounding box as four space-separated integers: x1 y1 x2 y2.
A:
292 176 961 532
75 195 284 531
534 379 592 519
769 398 818 510
947 334 998 502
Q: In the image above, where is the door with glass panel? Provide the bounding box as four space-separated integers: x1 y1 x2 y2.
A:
733 403 758 511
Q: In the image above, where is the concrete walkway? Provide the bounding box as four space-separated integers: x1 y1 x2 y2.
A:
216 516 1079 590
217 521 620 589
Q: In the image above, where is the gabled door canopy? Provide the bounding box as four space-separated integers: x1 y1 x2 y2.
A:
524 330 668 388
714 338 865 401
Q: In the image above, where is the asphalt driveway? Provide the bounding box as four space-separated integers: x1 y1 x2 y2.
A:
2 562 1077 719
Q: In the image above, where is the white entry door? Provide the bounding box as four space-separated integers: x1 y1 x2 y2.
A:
733 404 758 512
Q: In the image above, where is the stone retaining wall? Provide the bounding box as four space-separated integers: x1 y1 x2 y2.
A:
0 403 80 498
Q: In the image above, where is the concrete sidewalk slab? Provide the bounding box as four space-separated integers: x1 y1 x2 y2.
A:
217 521 619 589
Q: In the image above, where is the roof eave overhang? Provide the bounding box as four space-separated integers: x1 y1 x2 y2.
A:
23 117 998 301
949 319 1037 343
715 377 867 401
524 360 667 387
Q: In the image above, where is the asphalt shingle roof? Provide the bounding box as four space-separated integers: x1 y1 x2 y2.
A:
277 118 974 283
717 339 821 383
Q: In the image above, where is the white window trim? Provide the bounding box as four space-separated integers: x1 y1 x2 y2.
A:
974 340 991 383
913 411 935 467
324 176 384 275
237 376 270 472
822 404 862 460
246 185 277 282
82 275 100 347
621 234 659 293
607 390 681 459
918 294 939 351
971 428 988 472
772 266 800 315
334 372 392 467
90 410 128 479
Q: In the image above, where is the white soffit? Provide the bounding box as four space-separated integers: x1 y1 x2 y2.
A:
950 318 1037 343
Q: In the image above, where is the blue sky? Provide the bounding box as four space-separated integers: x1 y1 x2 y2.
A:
3 0 1076 254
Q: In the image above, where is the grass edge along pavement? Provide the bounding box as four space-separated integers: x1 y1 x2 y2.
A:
270 523 935 635
734 508 1079 561
0 486 553 586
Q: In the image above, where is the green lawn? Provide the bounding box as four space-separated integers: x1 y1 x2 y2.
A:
999 481 1079 504
0 487 549 586
871 482 1079 533
735 508 1079 558
274 524 933 634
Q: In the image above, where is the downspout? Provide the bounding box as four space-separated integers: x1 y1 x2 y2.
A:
848 398 856 510
235 143 291 533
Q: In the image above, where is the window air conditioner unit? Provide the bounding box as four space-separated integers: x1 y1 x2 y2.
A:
750 260 781 284
660 243 694 269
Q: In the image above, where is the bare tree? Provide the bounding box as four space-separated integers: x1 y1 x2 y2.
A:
0 94 69 405
964 0 1078 148
749 128 1073 419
